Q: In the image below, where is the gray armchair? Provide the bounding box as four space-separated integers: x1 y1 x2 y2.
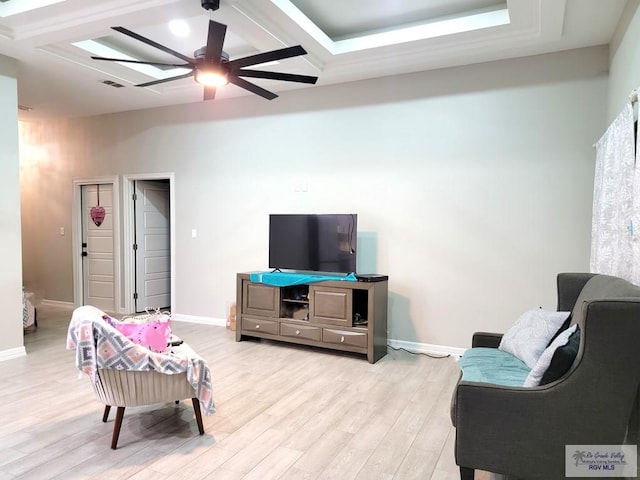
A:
451 273 640 479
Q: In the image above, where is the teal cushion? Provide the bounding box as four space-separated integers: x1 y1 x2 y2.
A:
458 347 530 386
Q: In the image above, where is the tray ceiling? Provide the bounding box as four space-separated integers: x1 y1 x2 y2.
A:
0 0 629 118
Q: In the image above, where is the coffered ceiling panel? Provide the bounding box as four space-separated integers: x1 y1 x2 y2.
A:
0 0 629 118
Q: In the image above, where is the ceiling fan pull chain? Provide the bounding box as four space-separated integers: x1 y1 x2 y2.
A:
96 184 100 206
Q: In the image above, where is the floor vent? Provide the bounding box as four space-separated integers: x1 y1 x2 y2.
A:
101 80 125 88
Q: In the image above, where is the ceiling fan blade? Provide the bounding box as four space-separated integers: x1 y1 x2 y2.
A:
112 26 195 65
203 86 216 101
227 45 307 70
91 56 191 68
136 71 195 88
236 69 318 84
205 20 226 65
228 76 277 100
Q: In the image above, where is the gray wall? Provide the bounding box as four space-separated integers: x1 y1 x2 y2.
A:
0 54 24 356
19 46 608 350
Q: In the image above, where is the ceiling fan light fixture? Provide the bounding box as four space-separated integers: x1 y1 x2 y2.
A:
195 69 228 87
168 19 190 37
90 18 316 101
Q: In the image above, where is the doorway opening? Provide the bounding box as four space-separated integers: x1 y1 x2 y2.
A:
123 173 175 314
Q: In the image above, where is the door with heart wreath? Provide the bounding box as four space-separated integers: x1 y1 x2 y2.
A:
81 183 115 312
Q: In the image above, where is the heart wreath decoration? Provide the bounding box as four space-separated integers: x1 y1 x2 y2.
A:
90 184 106 227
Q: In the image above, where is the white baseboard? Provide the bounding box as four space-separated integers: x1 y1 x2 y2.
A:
172 313 226 328
41 299 74 308
116 308 466 356
0 346 27 362
22 302 467 358
388 338 466 358
172 317 465 356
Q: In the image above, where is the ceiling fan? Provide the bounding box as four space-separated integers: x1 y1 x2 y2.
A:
90 0 318 101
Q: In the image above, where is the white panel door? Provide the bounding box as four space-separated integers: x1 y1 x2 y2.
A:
82 184 115 312
135 180 171 312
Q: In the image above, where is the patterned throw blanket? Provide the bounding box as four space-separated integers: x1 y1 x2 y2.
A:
23 289 36 328
66 305 215 415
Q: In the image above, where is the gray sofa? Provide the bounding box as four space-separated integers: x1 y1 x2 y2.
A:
451 273 640 480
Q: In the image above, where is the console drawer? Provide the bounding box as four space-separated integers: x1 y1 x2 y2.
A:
241 316 278 335
280 322 321 341
323 328 367 348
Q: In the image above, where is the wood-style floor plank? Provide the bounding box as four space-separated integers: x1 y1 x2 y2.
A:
0 304 471 479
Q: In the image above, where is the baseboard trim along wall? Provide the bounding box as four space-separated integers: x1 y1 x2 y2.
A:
388 338 466 358
41 299 75 308
173 314 467 358
172 313 226 327
0 346 26 362
27 304 468 357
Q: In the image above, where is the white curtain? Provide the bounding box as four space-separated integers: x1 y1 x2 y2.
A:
590 102 639 284
633 107 640 284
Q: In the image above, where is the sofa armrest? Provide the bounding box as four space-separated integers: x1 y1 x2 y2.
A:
471 332 503 348
454 382 567 476
454 379 607 477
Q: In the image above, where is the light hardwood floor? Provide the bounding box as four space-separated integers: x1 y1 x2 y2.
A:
0 304 480 480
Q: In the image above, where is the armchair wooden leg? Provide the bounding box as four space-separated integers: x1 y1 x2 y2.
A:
460 466 475 480
102 405 111 423
111 407 125 450
192 398 205 435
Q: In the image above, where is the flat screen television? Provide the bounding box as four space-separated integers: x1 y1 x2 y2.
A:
269 214 357 274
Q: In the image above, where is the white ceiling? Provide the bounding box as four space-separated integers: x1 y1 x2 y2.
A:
0 0 630 119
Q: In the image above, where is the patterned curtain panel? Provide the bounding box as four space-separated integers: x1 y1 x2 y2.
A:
591 103 639 284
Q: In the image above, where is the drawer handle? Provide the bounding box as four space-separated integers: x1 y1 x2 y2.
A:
296 330 300 335
340 336 345 343
255 324 260 329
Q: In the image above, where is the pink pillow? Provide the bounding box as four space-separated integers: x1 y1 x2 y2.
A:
114 313 172 353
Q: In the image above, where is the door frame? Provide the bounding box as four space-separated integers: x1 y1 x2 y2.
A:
123 172 175 314
72 176 121 310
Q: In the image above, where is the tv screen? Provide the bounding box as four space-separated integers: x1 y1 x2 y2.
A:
269 214 357 274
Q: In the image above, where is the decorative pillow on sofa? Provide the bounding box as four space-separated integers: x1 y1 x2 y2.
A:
545 314 572 347
540 325 580 385
523 324 579 387
498 309 571 369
